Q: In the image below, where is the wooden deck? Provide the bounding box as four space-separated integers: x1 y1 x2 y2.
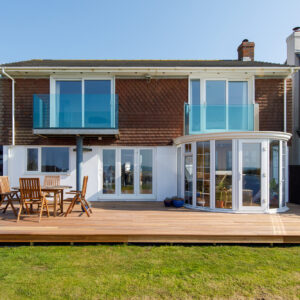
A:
1 202 300 244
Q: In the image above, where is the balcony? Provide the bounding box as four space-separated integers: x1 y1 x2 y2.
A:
33 94 119 135
184 104 258 135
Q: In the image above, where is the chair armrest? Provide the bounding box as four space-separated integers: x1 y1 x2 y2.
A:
66 191 81 195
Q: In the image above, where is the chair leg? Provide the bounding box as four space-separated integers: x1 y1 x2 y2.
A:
44 199 50 217
39 200 44 223
65 197 77 217
80 199 90 217
82 198 92 214
17 202 23 222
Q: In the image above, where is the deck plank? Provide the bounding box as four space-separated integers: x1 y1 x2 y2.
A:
1 202 300 243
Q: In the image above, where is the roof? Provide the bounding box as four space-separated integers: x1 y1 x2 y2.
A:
0 59 290 68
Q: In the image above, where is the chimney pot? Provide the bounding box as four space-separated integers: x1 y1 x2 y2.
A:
293 27 300 32
237 39 255 61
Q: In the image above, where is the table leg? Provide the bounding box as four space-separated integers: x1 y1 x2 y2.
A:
54 192 57 217
60 189 64 214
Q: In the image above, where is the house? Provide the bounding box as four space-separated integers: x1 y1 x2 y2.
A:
287 27 300 203
0 39 294 213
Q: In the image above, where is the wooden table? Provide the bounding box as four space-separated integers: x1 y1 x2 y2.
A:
13 185 72 217
42 186 72 217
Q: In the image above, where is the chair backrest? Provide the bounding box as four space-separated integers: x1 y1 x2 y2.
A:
44 175 60 187
81 176 88 198
0 176 11 193
19 178 42 201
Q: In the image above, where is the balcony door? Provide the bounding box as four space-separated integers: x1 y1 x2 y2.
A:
52 78 112 128
238 140 268 212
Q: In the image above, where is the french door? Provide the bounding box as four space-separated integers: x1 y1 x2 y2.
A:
238 140 268 212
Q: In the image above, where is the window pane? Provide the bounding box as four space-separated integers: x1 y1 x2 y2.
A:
139 150 153 194
196 141 210 207
206 81 226 129
121 149 134 194
27 148 38 171
215 141 232 209
269 140 280 209
190 80 200 105
103 150 116 194
177 147 182 197
184 156 193 205
228 81 248 105
228 81 249 130
55 81 82 128
282 142 287 207
242 143 261 206
41 147 69 172
84 80 111 128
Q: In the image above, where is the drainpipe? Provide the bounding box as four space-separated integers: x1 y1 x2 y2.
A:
284 77 287 133
1 68 15 145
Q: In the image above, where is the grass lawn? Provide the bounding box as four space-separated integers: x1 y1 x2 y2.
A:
0 245 300 299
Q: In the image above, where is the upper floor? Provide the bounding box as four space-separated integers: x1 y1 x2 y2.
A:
0 39 294 146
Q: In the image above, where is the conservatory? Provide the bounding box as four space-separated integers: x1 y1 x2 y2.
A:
174 132 291 213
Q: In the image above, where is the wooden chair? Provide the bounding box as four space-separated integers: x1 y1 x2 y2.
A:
18 178 50 222
44 176 60 187
43 175 61 213
64 176 92 217
0 176 19 216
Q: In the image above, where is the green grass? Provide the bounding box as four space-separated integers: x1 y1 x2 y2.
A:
0 245 300 299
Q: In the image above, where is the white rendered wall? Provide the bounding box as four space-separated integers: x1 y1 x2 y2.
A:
6 145 177 202
156 146 177 201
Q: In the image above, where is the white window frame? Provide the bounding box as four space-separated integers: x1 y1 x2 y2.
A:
50 76 115 128
188 75 253 134
99 147 156 200
238 139 268 212
25 146 71 175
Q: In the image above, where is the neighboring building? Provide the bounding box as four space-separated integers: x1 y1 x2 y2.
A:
287 27 300 203
0 39 294 213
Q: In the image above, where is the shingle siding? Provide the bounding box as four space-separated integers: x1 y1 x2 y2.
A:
0 77 292 146
255 78 292 134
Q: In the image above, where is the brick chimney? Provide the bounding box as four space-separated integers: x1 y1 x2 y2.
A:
237 39 255 61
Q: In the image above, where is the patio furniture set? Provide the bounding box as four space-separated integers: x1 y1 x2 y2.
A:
0 175 92 222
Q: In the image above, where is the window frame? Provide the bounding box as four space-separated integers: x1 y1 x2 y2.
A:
50 75 115 128
188 76 253 133
25 146 70 174
99 147 156 199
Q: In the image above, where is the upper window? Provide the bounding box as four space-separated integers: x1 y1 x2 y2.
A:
206 80 226 105
26 147 69 173
53 79 113 128
228 81 248 105
190 79 200 105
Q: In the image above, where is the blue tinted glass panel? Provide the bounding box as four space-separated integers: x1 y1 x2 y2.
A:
206 80 226 105
190 80 200 105
84 80 111 128
27 148 38 171
56 81 82 128
228 81 248 105
41 147 69 172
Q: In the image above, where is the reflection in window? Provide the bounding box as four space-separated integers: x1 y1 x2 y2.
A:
55 81 82 128
269 140 280 209
103 150 115 194
184 156 193 205
139 150 153 194
228 81 249 130
242 143 261 206
206 80 226 129
196 141 210 207
215 141 232 209
282 142 287 207
27 148 38 171
41 147 69 172
121 150 134 194
84 80 111 128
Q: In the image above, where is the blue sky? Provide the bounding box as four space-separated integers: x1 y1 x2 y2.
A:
0 0 299 64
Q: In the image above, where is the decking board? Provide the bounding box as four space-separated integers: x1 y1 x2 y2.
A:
1 202 300 243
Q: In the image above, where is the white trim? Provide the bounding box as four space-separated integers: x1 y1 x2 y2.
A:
24 146 70 174
98 147 156 200
174 131 292 145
